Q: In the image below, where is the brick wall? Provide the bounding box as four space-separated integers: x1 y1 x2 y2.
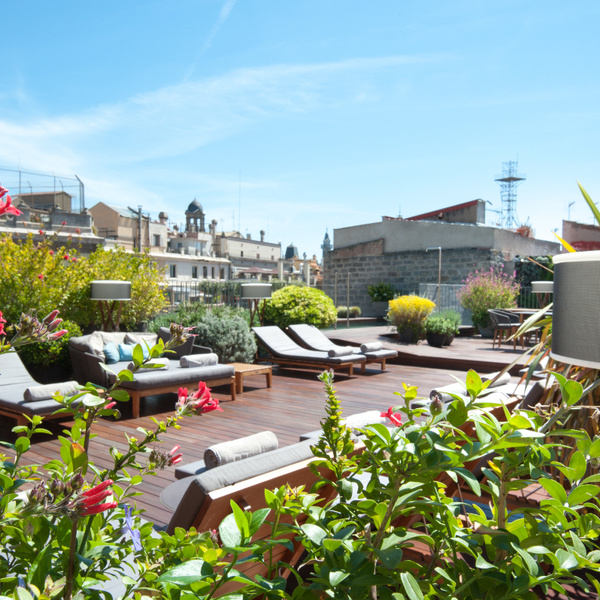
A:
322 245 511 316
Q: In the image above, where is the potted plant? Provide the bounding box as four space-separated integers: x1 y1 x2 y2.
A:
387 294 435 343
457 267 519 336
367 282 396 318
423 309 461 347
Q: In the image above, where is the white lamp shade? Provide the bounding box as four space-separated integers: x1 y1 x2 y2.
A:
241 283 272 299
551 251 600 369
90 280 132 301
531 281 554 294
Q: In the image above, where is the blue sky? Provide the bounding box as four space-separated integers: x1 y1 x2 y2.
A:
1 1 599 258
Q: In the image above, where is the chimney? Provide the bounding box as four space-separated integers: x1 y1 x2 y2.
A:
260 230 265 242
246 233 251 240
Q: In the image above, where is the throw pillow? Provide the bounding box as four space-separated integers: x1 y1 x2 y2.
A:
118 343 134 361
103 342 120 364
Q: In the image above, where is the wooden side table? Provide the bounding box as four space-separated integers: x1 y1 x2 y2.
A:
229 363 273 394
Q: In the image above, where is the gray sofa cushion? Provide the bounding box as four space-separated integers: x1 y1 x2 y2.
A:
105 360 234 390
204 431 279 469
166 439 315 533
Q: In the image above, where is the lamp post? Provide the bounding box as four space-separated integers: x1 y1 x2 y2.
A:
426 247 442 309
90 280 131 331
241 283 273 327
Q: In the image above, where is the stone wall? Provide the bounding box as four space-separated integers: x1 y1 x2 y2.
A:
322 245 510 316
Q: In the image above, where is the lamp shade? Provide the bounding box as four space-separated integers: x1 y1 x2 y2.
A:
90 280 132 301
551 251 600 369
531 281 554 294
240 283 272 300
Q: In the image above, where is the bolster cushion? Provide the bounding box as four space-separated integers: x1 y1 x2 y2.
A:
24 381 80 402
180 353 219 368
327 347 354 357
127 358 170 373
360 342 383 352
204 431 279 469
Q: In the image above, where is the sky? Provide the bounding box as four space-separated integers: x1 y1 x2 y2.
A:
1 1 599 258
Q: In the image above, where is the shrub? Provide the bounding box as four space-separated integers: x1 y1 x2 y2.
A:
193 309 257 363
262 286 336 329
149 302 207 332
17 318 82 370
387 294 435 339
0 234 167 329
457 267 520 329
337 306 348 318
349 305 361 318
423 309 461 336
367 281 396 302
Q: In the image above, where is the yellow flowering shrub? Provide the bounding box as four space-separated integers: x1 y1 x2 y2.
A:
387 295 435 340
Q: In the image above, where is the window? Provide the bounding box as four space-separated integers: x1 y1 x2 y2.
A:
153 234 161 246
203 266 208 278
240 250 244 257
211 267 215 279
257 253 260 259
192 266 198 279
169 265 177 278
220 268 225 280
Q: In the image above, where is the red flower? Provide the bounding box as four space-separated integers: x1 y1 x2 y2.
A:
39 230 44 236
105 401 117 410
38 274 44 280
75 228 81 234
381 407 402 427
0 311 6 337
49 250 54 256
71 257 77 262
61 221 66 226
63 254 69 260
78 479 117 516
0 186 21 216
191 381 222 413
168 445 183 465
177 387 188 407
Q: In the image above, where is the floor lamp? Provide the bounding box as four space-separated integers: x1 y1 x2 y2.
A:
241 283 272 327
90 280 132 331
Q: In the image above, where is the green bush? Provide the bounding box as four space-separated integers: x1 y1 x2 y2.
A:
149 302 207 332
423 309 461 336
17 319 82 369
387 294 436 339
349 305 361 318
367 281 396 302
193 309 257 363
262 286 336 329
0 234 166 329
337 306 348 318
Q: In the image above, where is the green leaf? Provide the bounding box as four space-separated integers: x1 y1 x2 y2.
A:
447 399 468 428
454 467 481 496
157 559 213 584
248 508 270 536
400 572 423 600
556 548 579 571
219 513 242 548
579 181 600 226
230 500 250 540
81 394 105 408
110 389 131 403
465 370 483 397
589 438 600 458
118 369 134 382
301 524 327 545
539 478 567 505
513 545 539 575
475 555 495 569
568 451 587 482
508 414 533 430
14 437 30 454
329 570 349 586
551 372 583 406
567 484 600 507
133 344 144 365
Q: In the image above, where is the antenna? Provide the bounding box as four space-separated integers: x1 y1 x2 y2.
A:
238 171 241 232
495 160 525 229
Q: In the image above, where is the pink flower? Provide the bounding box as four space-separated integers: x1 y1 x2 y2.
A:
381 407 402 427
0 311 5 337
71 257 77 262
39 230 44 236
0 185 21 217
168 445 183 466
77 480 118 516
105 401 117 410
75 228 81 234
61 221 66 226
48 329 67 340
38 274 44 280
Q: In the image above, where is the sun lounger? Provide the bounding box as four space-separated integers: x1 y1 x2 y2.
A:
252 326 366 375
287 323 398 373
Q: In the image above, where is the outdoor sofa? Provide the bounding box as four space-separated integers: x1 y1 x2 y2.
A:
252 325 366 375
287 323 398 372
0 350 80 425
68 328 236 418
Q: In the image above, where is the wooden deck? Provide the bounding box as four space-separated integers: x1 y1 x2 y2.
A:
0 330 529 528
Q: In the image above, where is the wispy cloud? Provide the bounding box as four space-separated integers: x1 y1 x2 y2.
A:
0 54 437 170
185 0 237 80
